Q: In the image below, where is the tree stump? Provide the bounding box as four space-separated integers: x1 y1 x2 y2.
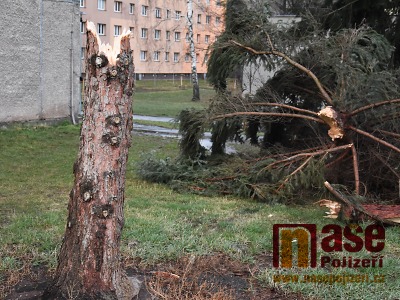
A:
43 23 138 299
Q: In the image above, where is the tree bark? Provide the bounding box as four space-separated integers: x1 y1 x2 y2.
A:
43 25 137 299
187 0 200 101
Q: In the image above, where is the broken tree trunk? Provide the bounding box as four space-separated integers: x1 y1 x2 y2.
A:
43 23 138 299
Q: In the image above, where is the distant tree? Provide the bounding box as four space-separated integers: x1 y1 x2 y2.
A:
187 0 200 101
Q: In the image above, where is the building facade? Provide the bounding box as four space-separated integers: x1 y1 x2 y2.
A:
0 0 81 123
80 0 224 78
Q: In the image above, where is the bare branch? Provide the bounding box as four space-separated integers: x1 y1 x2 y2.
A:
372 150 400 180
376 129 400 139
262 144 353 171
349 98 400 116
277 156 313 191
248 102 319 116
246 146 325 163
211 111 324 123
230 40 334 106
347 125 400 154
325 148 350 168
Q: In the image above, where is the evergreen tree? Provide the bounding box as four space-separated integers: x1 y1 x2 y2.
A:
322 0 400 66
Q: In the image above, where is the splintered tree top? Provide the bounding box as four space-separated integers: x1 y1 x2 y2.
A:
86 21 131 66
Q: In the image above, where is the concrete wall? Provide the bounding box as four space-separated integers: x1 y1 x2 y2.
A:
0 0 81 123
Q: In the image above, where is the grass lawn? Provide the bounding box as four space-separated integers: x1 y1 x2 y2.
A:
133 79 213 117
1 124 400 299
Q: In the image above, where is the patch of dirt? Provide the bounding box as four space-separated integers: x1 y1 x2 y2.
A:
4 253 304 300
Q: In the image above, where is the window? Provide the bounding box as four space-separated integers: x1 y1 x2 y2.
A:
141 28 148 38
196 34 200 43
140 50 147 61
98 0 106 10
114 25 121 36
114 1 122 12
185 32 189 42
174 31 181 41
129 27 134 36
173 52 179 63
98 23 106 35
204 54 209 63
205 35 210 43
81 47 85 60
129 3 134 14
175 10 181 20
166 31 170 40
166 9 171 19
153 51 160 61
216 16 221 25
165 52 169 61
80 0 85 8
141 5 148 16
196 53 199 62
155 7 161 18
80 21 85 33
206 15 211 24
154 29 161 40
197 14 201 24
185 53 190 62
216 0 221 6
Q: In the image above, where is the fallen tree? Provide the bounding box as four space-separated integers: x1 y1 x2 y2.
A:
204 20 400 202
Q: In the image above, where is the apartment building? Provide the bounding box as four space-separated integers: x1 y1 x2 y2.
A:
79 0 224 79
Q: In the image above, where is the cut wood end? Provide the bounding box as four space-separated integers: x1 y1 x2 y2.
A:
86 21 131 66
